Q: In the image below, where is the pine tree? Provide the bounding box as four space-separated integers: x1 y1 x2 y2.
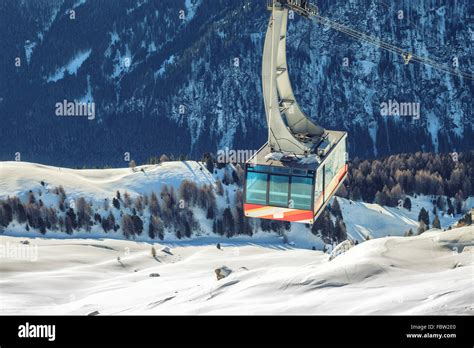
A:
418 207 430 226
203 153 214 173
123 192 132 208
28 191 36 204
65 215 73 234
17 202 27 224
223 208 234 237
112 197 120 209
436 196 445 212
447 198 454 215
417 220 428 234
148 217 156 239
215 180 224 196
375 189 389 206
206 205 215 220
132 215 143 235
455 199 463 215
334 217 347 243
122 214 135 239
432 214 441 229
149 192 161 216
331 198 343 219
403 197 412 211
38 217 46 234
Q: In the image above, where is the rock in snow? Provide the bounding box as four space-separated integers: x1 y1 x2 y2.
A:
329 240 354 261
215 266 232 280
161 246 172 255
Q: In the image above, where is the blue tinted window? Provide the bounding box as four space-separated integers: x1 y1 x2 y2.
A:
269 175 289 206
246 172 268 205
271 167 291 175
292 169 307 176
290 176 313 210
251 165 270 173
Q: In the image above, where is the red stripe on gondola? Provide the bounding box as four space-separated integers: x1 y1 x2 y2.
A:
243 203 265 211
337 164 348 181
259 210 313 222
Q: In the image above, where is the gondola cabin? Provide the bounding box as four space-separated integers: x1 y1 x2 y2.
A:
244 131 348 224
244 0 349 224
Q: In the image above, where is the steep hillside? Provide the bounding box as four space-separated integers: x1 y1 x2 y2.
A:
0 0 472 166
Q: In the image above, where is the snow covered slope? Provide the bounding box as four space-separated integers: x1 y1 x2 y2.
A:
1 226 472 315
0 160 215 203
340 196 461 242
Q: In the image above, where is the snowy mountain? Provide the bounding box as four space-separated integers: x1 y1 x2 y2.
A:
0 0 472 166
1 226 472 314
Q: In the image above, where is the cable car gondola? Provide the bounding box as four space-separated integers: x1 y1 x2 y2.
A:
243 0 348 224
